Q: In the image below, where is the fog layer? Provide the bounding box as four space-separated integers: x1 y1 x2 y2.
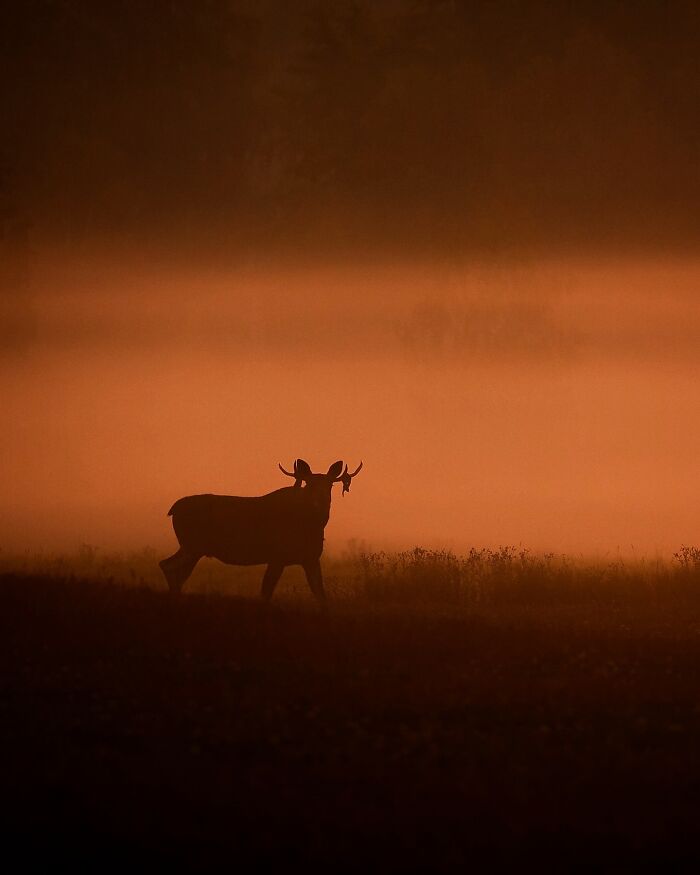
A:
2 255 699 556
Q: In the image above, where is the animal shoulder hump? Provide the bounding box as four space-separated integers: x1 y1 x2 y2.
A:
168 493 230 515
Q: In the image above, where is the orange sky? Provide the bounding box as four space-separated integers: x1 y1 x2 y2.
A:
2 253 700 557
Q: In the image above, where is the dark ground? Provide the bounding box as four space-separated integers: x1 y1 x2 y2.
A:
3 572 700 869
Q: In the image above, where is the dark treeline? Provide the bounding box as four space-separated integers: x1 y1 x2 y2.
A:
2 0 699 255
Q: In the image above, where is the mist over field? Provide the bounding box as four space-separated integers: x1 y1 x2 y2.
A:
2 1 699 554
2 252 699 555
6 4 700 868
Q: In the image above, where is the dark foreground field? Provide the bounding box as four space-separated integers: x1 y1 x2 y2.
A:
4 560 700 869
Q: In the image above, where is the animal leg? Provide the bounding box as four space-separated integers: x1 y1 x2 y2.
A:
261 563 284 602
303 559 327 609
159 549 200 593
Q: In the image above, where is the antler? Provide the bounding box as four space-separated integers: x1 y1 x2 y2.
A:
279 459 312 487
336 461 363 495
279 460 302 488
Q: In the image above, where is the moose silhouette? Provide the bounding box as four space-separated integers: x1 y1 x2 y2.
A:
159 459 362 604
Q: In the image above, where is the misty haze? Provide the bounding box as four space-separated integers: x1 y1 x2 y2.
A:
2 255 700 555
4 2 700 869
3 1 700 556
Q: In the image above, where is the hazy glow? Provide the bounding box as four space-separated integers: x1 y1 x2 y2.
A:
3 254 700 556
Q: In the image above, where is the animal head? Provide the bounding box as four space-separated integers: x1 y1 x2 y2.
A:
278 459 363 496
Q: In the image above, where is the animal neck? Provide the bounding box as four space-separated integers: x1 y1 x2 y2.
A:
303 487 333 524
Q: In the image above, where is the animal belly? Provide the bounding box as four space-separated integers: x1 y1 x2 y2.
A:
210 525 324 566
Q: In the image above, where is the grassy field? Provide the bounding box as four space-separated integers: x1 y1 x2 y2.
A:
3 546 700 867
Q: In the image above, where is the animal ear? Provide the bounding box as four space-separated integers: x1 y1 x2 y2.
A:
327 460 344 479
295 459 312 477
